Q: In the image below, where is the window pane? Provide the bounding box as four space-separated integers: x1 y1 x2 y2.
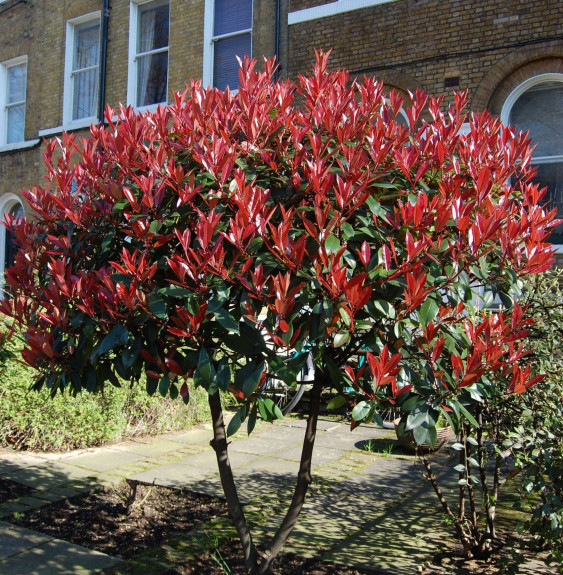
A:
137 52 168 106
4 202 24 272
73 68 99 120
138 1 169 53
213 33 251 91
7 63 26 104
7 104 25 143
214 0 252 36
534 161 563 243
510 83 563 158
74 23 100 71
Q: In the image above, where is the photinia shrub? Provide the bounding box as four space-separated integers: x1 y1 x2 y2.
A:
1 52 558 573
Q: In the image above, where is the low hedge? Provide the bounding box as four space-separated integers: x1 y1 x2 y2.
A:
0 334 210 452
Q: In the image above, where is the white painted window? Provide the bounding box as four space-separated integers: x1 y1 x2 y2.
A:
64 12 101 125
0 56 27 145
128 0 170 109
502 74 563 246
203 0 253 90
0 194 24 295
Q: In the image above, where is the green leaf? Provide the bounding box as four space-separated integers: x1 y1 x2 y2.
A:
193 348 213 388
258 397 274 421
247 403 258 435
466 436 479 446
214 308 240 334
451 442 464 451
325 234 341 254
159 373 170 397
227 406 246 437
122 337 142 369
90 325 129 363
413 424 436 447
351 401 371 421
372 300 396 319
406 404 429 431
149 220 162 234
235 359 265 398
334 331 350 348
158 284 193 298
147 293 167 319
418 297 439 328
327 395 347 411
402 395 423 412
457 402 480 428
454 464 466 472
146 376 158 396
216 357 231 391
223 322 267 354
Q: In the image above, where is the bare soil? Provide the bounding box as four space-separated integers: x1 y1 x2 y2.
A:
0 478 36 504
5 480 371 574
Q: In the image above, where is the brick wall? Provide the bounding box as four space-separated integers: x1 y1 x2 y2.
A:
286 0 563 111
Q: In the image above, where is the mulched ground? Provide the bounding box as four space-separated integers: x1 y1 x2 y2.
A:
2 479 556 574
0 478 36 504
4 480 371 574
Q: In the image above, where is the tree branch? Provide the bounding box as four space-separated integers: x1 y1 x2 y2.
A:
208 391 259 574
258 378 324 574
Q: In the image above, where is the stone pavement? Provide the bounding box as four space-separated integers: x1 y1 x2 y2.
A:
0 416 469 574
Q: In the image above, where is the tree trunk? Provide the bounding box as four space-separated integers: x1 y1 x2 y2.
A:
208 391 259 574
258 378 324 574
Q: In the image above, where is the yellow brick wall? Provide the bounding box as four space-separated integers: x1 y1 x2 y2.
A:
286 0 563 111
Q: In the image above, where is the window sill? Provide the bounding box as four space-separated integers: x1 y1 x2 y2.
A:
130 102 167 114
0 139 41 153
38 118 98 137
288 0 398 25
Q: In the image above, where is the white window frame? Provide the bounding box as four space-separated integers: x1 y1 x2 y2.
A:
127 0 170 111
288 0 398 25
63 11 101 127
203 0 253 89
501 73 563 252
0 193 24 296
0 55 27 146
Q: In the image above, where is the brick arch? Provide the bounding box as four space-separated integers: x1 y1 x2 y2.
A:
472 40 563 115
377 69 421 102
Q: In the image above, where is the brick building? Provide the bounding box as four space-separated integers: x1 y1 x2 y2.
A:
0 0 562 279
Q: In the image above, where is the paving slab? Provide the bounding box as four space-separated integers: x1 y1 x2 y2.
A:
273 444 348 466
0 521 53 559
226 436 292 455
5 461 96 490
163 426 214 446
323 485 445 574
112 437 191 457
128 462 217 488
64 448 146 472
0 537 120 574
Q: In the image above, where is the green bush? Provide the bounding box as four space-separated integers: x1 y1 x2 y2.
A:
0 334 210 451
507 269 563 567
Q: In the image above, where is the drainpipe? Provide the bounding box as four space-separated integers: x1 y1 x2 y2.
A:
97 0 110 125
274 0 280 80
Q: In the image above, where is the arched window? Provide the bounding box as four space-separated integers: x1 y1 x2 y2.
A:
0 195 24 294
501 74 563 244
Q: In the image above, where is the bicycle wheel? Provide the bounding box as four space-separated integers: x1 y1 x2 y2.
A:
261 352 314 414
380 405 400 429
